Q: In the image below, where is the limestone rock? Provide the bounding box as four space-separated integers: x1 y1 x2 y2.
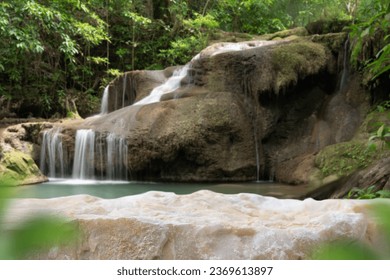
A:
6 191 388 259
71 36 342 182
0 123 48 184
0 147 47 185
18 34 377 185
83 91 257 181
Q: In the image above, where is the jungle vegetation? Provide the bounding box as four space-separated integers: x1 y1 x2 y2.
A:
0 0 388 118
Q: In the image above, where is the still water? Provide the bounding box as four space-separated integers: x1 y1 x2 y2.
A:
16 179 308 199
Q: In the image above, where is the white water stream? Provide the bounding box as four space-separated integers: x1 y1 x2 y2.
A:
100 86 109 115
40 128 65 178
133 64 190 106
72 129 95 179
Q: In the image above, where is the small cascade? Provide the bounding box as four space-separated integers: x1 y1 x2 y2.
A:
100 86 109 114
40 128 66 178
268 166 275 182
253 128 261 182
134 64 190 106
70 129 129 180
130 41 277 107
106 133 128 180
339 36 350 92
72 129 96 179
122 73 127 108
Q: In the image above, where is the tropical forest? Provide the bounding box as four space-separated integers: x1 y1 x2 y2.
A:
0 0 390 261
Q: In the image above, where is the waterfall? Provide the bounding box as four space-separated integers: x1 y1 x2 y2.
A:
122 73 127 108
40 128 66 178
72 129 96 179
100 86 109 114
106 133 128 180
253 128 261 182
134 65 190 106
41 41 284 182
339 36 350 92
70 129 129 180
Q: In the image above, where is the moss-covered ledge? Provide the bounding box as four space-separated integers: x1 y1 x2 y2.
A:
306 110 390 198
0 146 47 185
270 39 329 92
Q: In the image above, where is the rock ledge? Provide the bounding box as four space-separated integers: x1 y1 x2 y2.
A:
7 191 387 259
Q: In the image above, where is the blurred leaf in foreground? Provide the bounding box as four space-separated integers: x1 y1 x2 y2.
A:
0 179 78 259
313 202 390 260
312 240 379 260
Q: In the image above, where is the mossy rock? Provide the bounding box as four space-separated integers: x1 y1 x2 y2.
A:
209 31 254 44
315 140 385 178
306 19 351 35
311 32 348 53
270 27 308 39
0 149 47 185
270 40 328 92
257 27 308 40
359 111 390 135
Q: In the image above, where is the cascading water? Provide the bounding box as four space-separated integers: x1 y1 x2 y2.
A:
339 36 350 92
40 127 130 181
100 86 109 115
106 133 128 180
40 128 66 178
72 129 96 179
69 129 129 180
40 40 279 182
122 73 127 108
134 64 190 106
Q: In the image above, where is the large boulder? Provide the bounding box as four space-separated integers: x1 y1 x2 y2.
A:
83 90 256 181
17 32 379 187
0 148 47 185
87 34 369 183
6 191 388 259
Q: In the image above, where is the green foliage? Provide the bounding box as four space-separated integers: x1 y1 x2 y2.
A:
210 0 286 34
0 0 108 117
0 0 388 118
160 35 207 66
313 202 390 260
349 0 390 85
375 100 390 112
158 11 219 66
316 141 380 178
313 240 379 260
0 179 78 259
347 185 390 199
100 68 122 87
368 123 390 150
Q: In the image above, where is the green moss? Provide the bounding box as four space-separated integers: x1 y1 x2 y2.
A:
0 149 45 184
209 31 254 44
358 111 390 136
271 40 328 92
311 32 347 54
270 27 308 39
315 140 385 178
66 111 81 119
306 19 351 35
